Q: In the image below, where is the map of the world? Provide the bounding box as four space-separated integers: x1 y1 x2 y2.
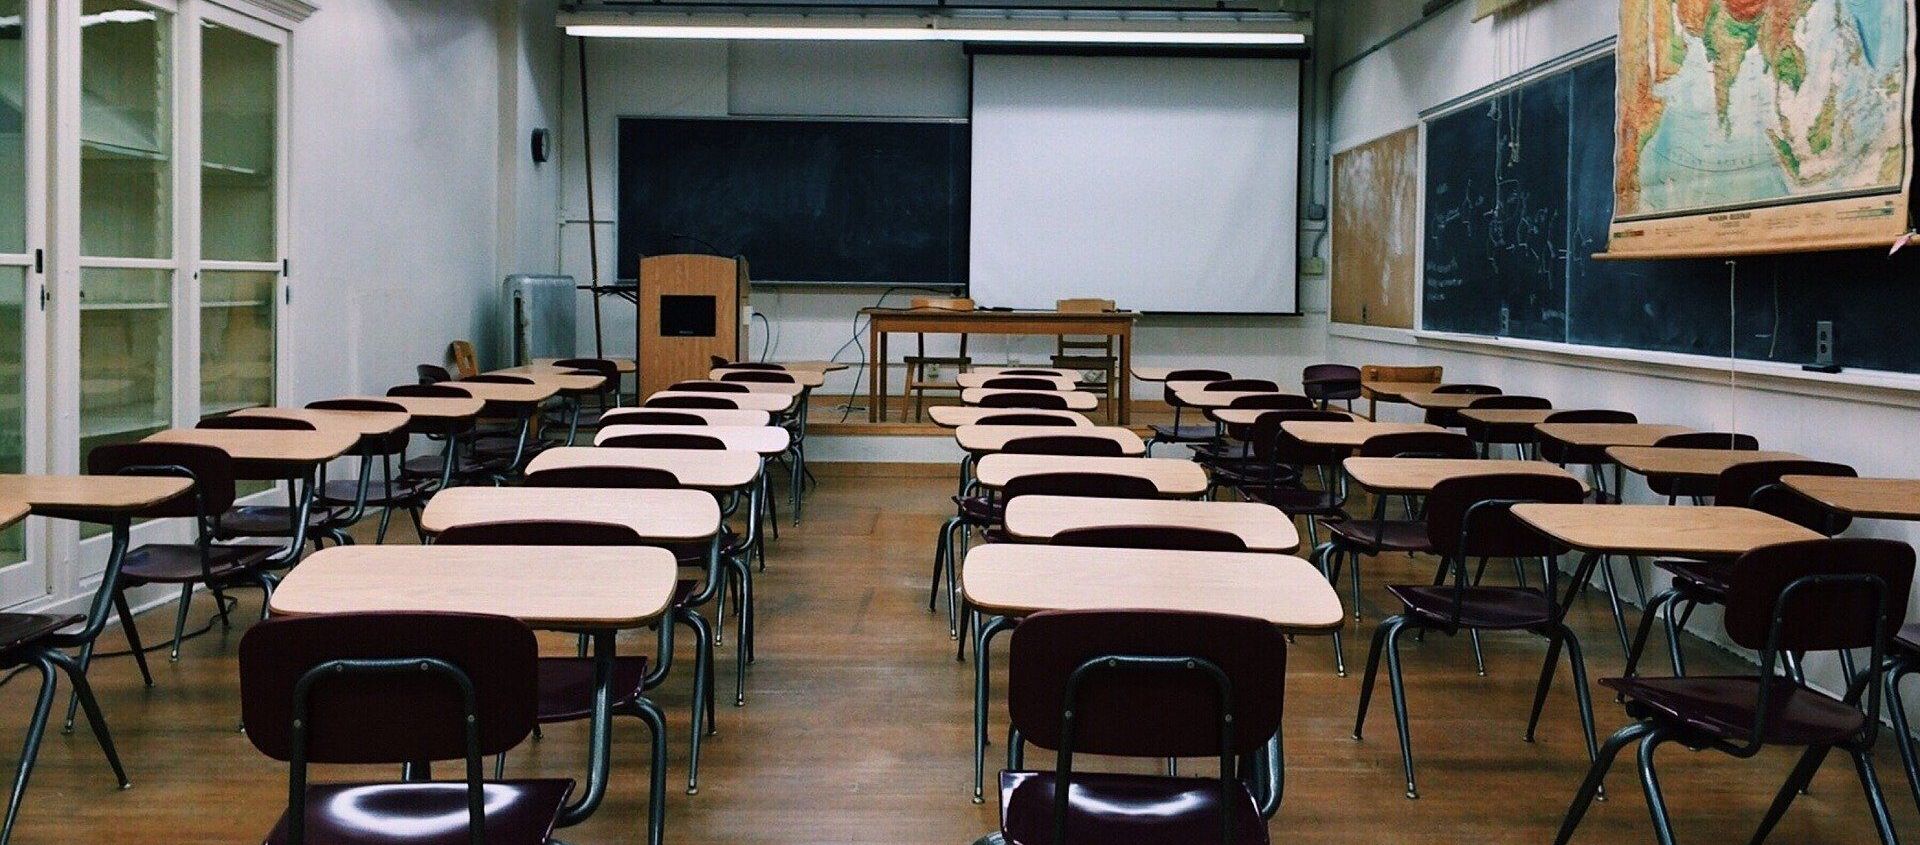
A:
1613 0 1914 255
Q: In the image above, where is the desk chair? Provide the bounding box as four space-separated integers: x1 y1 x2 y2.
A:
1360 364 1441 419
541 358 622 439
308 399 431 544
1146 368 1231 456
978 392 1071 410
1354 473 1596 800
460 375 550 473
1556 538 1913 845
904 297 975 422
416 363 452 385
720 369 813 501
1624 460 1856 682
648 395 741 410
980 377 1061 391
448 340 480 378
1051 298 1119 419
387 384 501 491
0 609 127 845
979 609 1286 845
238 612 576 845
599 410 708 426
1646 431 1761 504
434 520 676 826
1050 525 1247 552
1537 409 1638 503
196 416 357 550
1422 383 1500 428
1462 395 1553 458
1302 363 1362 412
1882 625 1920 816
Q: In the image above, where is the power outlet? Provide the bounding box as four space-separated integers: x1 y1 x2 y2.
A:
925 363 942 380
1300 256 1328 277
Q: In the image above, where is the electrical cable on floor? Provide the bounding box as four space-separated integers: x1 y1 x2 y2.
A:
831 286 952 423
0 594 248 692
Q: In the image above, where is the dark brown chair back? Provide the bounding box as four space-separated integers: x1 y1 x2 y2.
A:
1724 538 1914 656
1425 473 1584 560
973 413 1077 427
1008 609 1285 758
87 442 237 519
1301 364 1363 402
717 361 784 371
719 371 797 384
1543 409 1636 424
1716 460 1857 536
1002 472 1159 502
669 380 750 393
389 383 471 399
602 410 708 426
1655 431 1759 450
1467 395 1552 410
1204 379 1279 392
648 395 741 410
197 415 316 431
1433 384 1500 395
416 364 452 385
981 377 1059 391
998 369 1063 377
1246 410 1353 465
1166 369 1231 382
1050 525 1248 552
552 358 620 381
462 374 534 385
239 612 538 764
1358 431 1476 459
524 466 682 489
308 399 412 454
1537 410 1638 464
1000 436 1125 458
980 392 1069 410
436 519 642 546
1228 393 1314 410
599 433 727 450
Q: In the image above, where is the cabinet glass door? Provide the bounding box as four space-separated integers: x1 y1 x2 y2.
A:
0 0 41 596
77 0 174 461
199 19 277 415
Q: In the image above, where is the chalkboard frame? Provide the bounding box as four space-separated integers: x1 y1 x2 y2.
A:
614 114 972 287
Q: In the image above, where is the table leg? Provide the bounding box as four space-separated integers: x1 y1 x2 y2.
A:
270 470 318 565
1117 326 1132 426
868 321 884 423
61 517 131 731
557 628 616 827
973 614 1014 803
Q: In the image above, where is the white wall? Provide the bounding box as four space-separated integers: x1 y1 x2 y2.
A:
1325 0 1920 704
554 38 1330 396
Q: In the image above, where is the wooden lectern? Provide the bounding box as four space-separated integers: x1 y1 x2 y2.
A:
636 254 750 397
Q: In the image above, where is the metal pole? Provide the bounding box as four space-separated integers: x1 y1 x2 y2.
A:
578 36 606 359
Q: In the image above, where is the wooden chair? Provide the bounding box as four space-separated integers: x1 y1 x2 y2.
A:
448 340 480 379
1051 298 1118 420
1359 364 1442 419
903 297 974 422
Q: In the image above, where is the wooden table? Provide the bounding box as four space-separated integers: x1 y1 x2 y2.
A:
959 388 1099 411
451 380 562 405
1130 365 1180 382
421 486 721 542
769 360 848 373
1280 420 1442 449
1458 408 1558 426
1210 408 1358 427
0 498 24 530
1342 457 1585 495
645 391 795 413
1001 495 1300 552
960 543 1340 800
601 407 771 428
594 425 790 456
268 543 676 830
864 308 1136 423
1402 392 1483 410
1605 447 1807 484
145 427 359 556
1512 503 1822 658
953 425 1144 456
697 381 803 397
536 356 636 374
1170 387 1293 409
1361 380 1450 419
1781 476 1920 521
710 367 826 388
1534 423 1693 450
954 372 1078 391
492 366 611 392
926 407 1092 428
527 447 762 491
973 454 1208 496
230 407 408 437
335 394 484 423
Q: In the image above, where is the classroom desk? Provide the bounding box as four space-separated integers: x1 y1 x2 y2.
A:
973 454 1209 497
1457 408 1558 426
961 543 1341 801
527 446 763 491
230 406 409 438
1361 380 1449 419
601 407 771 427
710 368 826 388
766 360 848 373
1511 504 1821 658
958 388 1100 411
1280 420 1443 449
536 356 637 374
0 473 193 727
1130 365 1178 382
594 425 791 456
954 372 1078 391
1781 475 1920 521
926 407 1093 428
492 366 611 393
1605 447 1808 487
421 486 720 542
645 391 796 413
1208 408 1358 427
1533 423 1694 450
336 395 485 423
450 380 562 406
863 308 1136 423
694 381 804 397
145 428 358 557
1001 495 1300 552
1342 457 1585 495
268 544 677 834
1401 392 1485 410
0 498 24 530
1170 387 1293 409
953 425 1144 456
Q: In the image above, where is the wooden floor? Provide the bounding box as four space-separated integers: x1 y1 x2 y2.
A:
3 466 1914 844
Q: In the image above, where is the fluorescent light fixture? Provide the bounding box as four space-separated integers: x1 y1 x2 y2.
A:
562 11 1307 45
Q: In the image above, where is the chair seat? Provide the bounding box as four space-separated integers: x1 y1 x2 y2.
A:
264 779 574 845
999 770 1268 845
953 495 1002 526
536 656 650 723
121 543 275 585
1327 519 1431 553
402 452 507 480
0 613 79 663
216 506 349 538
1653 557 1734 596
1243 485 1342 517
316 478 433 508
1386 585 1553 629
1149 424 1215 443
1602 676 1869 746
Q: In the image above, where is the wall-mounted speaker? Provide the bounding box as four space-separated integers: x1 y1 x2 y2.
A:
530 128 551 164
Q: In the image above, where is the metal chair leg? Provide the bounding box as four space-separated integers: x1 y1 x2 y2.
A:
1524 633 1566 742
111 593 153 688
1884 663 1919 816
168 585 193 662
1553 722 1653 845
677 610 714 795
1849 748 1903 845
1749 743 1831 843
1636 730 1679 845
45 651 128 788
635 697 670 845
1470 629 1487 676
0 661 56 845
1622 589 1678 683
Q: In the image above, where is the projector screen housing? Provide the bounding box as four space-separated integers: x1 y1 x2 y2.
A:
967 51 1303 315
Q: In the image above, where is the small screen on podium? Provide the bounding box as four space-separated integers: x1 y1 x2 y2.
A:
660 295 717 338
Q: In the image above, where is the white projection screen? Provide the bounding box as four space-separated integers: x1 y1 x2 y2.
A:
968 53 1302 314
